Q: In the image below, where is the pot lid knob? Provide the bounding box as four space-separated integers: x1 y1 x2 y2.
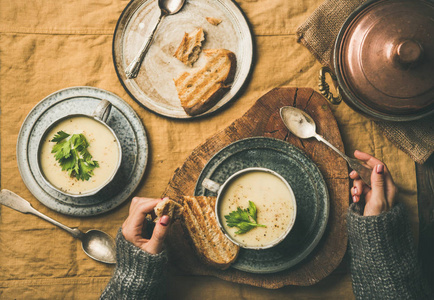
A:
395 40 423 66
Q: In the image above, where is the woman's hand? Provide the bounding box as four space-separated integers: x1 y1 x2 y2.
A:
122 197 171 255
350 150 398 216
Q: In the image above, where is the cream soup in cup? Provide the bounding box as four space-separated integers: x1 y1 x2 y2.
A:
202 167 296 249
37 100 122 197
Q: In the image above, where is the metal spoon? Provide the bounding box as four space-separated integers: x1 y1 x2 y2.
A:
0 189 116 264
125 0 186 79
280 106 372 186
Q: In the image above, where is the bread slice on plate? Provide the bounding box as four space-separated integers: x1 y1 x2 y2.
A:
154 198 183 221
174 28 205 67
181 196 239 270
174 49 237 116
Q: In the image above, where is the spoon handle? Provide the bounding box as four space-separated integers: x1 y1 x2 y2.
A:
347 157 372 187
125 13 166 79
0 189 84 239
314 135 372 186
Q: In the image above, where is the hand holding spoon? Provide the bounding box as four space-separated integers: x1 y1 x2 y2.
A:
0 189 116 264
125 0 186 79
280 106 372 186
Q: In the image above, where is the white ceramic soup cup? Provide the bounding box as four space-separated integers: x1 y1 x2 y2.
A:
37 100 122 197
202 167 297 250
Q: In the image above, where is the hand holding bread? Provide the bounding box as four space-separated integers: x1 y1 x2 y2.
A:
122 197 171 255
154 198 183 221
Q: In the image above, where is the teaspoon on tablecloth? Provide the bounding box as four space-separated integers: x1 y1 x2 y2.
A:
125 0 186 79
0 189 116 264
280 106 372 186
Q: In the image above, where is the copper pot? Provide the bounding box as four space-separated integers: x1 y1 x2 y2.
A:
318 0 434 122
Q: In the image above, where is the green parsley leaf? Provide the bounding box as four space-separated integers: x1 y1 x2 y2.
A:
248 200 257 222
224 201 266 234
51 131 70 143
50 131 99 181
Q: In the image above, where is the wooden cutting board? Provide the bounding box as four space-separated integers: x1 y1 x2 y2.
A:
162 88 349 289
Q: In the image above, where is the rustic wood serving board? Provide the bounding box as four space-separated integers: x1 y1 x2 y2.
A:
162 88 349 289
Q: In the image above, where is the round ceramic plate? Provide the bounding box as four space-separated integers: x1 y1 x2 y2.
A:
195 137 329 274
113 0 253 118
17 87 148 216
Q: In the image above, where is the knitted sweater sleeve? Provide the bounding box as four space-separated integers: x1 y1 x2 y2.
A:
347 202 432 300
100 229 168 300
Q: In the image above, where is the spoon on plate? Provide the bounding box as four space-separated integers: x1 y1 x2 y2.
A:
280 106 372 186
0 189 116 264
125 0 186 79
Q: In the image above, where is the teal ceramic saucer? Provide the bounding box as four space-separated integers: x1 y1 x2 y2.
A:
195 137 329 274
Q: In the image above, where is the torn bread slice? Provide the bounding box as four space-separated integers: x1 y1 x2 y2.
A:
174 28 205 67
154 198 183 222
174 49 236 116
181 196 239 270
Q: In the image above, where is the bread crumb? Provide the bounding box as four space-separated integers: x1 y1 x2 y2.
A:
206 17 222 26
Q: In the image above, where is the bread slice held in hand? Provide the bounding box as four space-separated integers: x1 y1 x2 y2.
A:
174 28 205 67
174 49 237 116
181 196 239 270
154 198 183 222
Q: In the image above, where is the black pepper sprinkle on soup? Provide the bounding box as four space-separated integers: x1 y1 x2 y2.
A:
219 171 295 247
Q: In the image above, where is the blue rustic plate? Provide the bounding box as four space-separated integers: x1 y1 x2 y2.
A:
17 87 148 216
195 137 329 274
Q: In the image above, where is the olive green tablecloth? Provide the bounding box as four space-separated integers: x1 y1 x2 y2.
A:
0 0 418 299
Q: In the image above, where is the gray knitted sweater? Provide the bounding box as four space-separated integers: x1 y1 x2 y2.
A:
100 229 168 300
347 202 432 299
101 203 432 299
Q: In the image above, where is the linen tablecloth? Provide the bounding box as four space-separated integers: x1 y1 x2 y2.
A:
0 0 418 298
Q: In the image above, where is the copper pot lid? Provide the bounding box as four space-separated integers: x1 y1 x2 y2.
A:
335 0 434 120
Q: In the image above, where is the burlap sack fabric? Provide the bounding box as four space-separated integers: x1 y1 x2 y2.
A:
0 0 419 298
297 0 434 164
